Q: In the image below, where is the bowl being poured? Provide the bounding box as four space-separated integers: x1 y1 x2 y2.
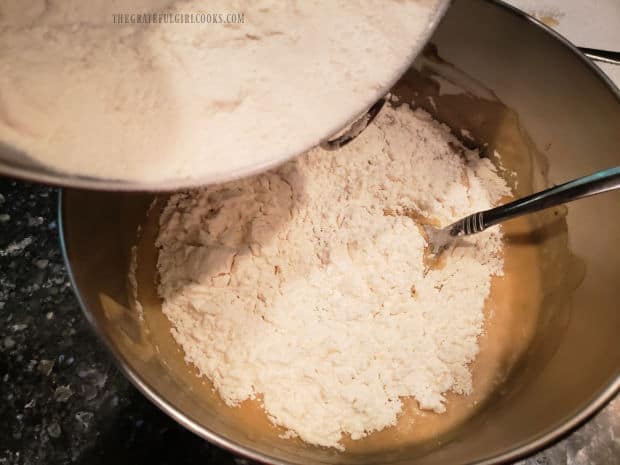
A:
0 0 450 191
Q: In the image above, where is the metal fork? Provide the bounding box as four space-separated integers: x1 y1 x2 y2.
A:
424 166 620 254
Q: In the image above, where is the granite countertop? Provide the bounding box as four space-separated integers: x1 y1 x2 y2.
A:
0 179 618 465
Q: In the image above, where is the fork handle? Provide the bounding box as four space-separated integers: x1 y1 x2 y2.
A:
452 166 620 235
579 47 620 66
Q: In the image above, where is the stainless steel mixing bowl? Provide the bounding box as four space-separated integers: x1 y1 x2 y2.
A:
59 1 620 463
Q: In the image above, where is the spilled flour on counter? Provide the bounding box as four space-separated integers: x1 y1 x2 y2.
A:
155 104 511 450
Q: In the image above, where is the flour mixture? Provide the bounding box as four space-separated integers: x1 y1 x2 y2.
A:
0 0 439 184
155 103 512 450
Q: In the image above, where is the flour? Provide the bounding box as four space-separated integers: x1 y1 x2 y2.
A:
0 0 438 185
155 104 511 449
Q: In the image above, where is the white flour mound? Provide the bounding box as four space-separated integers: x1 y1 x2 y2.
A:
156 104 511 450
0 0 438 184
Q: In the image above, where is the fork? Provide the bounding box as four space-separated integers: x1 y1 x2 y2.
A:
424 166 620 254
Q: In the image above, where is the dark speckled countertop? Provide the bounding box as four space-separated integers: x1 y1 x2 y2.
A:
1 179 617 465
